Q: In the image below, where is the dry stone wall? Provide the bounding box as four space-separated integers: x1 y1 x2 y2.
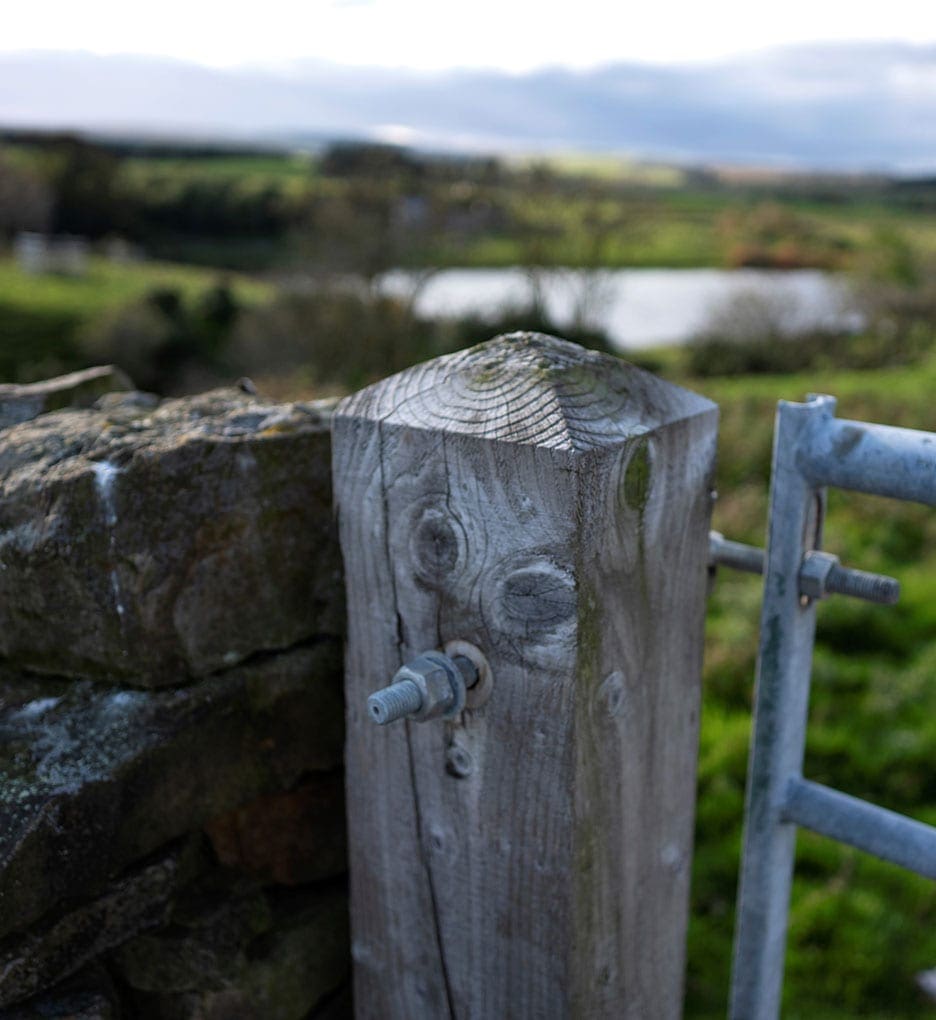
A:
0 372 350 1019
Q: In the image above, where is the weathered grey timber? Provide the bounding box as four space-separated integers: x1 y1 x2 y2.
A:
333 332 718 1019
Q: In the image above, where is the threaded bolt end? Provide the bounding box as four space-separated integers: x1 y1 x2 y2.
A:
368 680 423 725
827 564 900 604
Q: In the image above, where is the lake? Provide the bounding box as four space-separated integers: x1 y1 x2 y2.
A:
380 267 861 351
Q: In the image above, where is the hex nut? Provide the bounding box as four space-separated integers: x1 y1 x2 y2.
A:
798 551 839 600
394 652 464 721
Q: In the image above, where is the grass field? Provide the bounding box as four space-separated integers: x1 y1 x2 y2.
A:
120 152 316 187
114 149 936 273
417 187 936 273
0 256 270 382
507 151 689 187
9 136 936 274
0 256 269 320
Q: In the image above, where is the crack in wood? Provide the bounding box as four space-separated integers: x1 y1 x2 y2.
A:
405 722 458 1020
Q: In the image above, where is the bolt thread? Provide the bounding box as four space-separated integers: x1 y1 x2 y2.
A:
827 564 900 604
368 680 423 725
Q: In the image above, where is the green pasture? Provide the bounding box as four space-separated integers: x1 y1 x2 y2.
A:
421 184 936 272
11 137 936 274
119 153 315 207
0 257 270 382
120 152 315 186
508 151 688 187
0 256 267 319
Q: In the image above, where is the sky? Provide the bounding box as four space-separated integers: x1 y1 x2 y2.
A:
4 0 936 72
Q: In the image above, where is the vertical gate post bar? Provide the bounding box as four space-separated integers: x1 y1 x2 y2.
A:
332 333 718 1019
729 394 836 1020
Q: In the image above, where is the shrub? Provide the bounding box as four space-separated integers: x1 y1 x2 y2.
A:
229 284 450 391
79 282 240 393
684 283 936 378
229 281 619 393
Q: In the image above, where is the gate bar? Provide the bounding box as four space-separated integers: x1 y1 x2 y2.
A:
783 778 936 881
729 395 832 1020
802 416 936 506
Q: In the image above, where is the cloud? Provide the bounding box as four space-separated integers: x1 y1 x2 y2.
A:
2 43 936 171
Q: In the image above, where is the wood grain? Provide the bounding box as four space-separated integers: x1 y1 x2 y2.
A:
334 332 718 1019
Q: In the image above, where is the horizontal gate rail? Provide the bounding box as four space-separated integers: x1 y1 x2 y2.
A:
782 778 936 881
801 414 936 506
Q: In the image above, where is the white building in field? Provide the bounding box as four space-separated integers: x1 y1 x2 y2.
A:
14 233 89 277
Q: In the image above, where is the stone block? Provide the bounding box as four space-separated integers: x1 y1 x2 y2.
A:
0 389 343 686
114 879 349 1020
0 644 343 939
0 963 121 1019
0 366 133 431
308 985 352 1020
205 775 346 885
0 839 203 1008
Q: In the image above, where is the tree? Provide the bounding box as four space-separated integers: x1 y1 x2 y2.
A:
0 154 52 237
40 135 127 238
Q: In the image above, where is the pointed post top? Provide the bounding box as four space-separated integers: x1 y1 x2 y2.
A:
337 332 715 453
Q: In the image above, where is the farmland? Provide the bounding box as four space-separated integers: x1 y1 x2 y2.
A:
3 131 936 1013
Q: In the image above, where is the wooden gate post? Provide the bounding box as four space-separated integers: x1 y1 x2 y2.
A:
333 332 718 1018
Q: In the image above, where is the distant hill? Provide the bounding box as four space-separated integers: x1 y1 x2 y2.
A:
2 43 936 171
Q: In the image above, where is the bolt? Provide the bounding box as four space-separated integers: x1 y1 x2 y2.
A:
711 533 900 606
826 563 900 604
798 550 837 600
451 654 478 691
445 743 474 778
709 531 765 576
799 550 899 605
367 651 480 727
368 679 422 725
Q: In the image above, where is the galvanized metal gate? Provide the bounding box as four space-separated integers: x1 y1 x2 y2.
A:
724 394 936 1019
